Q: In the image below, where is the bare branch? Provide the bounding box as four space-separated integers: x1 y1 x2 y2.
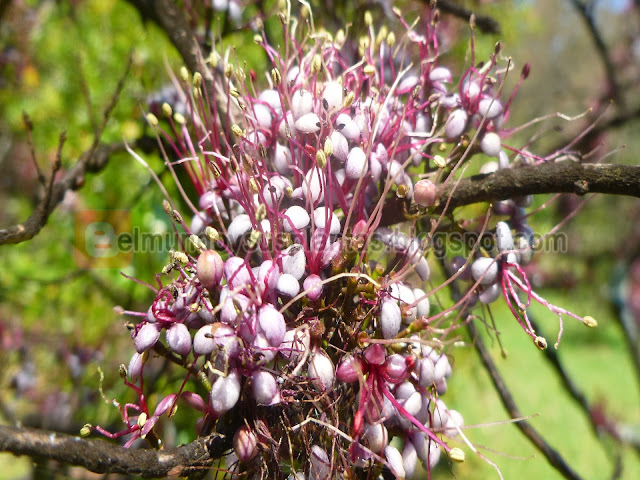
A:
381 162 640 226
0 54 133 247
430 0 501 34
466 319 584 480
0 425 229 478
568 0 622 106
125 0 212 85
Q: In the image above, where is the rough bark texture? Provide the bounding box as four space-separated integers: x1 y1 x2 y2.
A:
0 425 228 478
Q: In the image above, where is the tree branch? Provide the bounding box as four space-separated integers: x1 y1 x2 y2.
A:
125 0 212 86
381 162 640 226
0 425 229 478
431 0 501 34
466 320 584 480
568 0 622 106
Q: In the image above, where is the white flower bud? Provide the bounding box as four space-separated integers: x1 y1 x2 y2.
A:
431 400 449 429
301 167 325 204
135 323 161 353
309 445 331 480
496 221 514 252
253 103 273 129
277 273 300 298
252 333 276 363
291 89 313 119
471 257 498 285
384 354 408 383
166 323 191 356
274 143 292 174
429 66 452 83
444 409 464 438
385 445 406 479
224 256 253 289
330 130 349 162
412 288 430 318
480 160 499 174
478 97 503 119
480 132 502 157
308 350 335 391
445 109 468 139
402 440 418 478
479 282 501 304
295 112 321 133
433 354 450 383
278 110 296 137
259 89 282 114
418 357 436 387
335 113 360 141
395 381 416 401
380 297 402 339
258 304 286 347
210 370 241 415
346 146 368 179
281 245 306 280
313 207 341 235
252 370 281 405
280 327 310 364
283 205 311 232
498 150 510 169
322 81 343 111
412 433 441 469
363 422 388 453
227 214 252 244
128 352 144 382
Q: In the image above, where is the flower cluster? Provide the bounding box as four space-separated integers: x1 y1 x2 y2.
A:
92 4 597 478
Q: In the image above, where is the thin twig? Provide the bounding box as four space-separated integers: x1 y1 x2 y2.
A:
466 319 584 480
430 0 501 34
0 425 228 478
0 54 134 246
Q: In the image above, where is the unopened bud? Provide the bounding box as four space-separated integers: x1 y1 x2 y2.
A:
161 103 172 117
80 424 92 437
583 316 597 327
